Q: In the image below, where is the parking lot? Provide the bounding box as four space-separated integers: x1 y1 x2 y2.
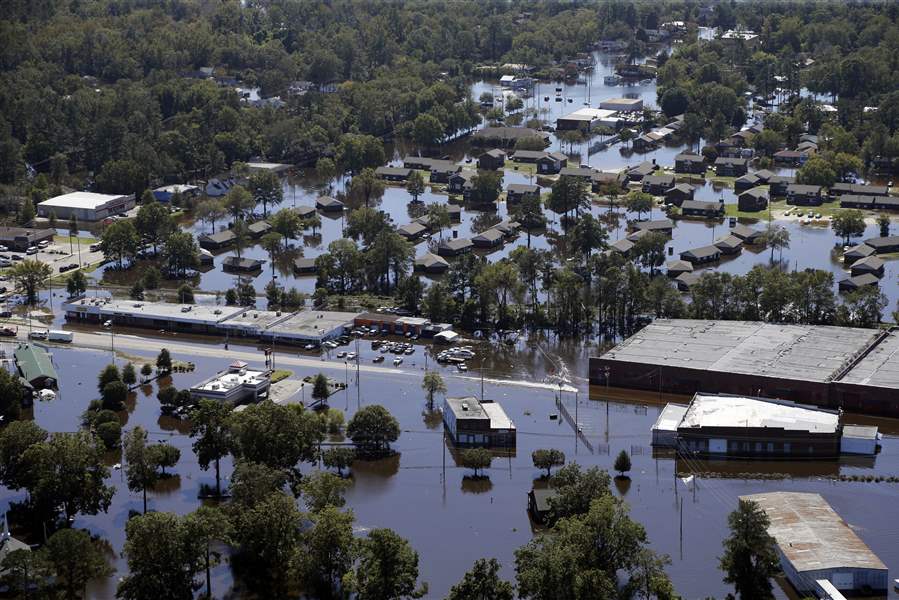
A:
0 238 104 275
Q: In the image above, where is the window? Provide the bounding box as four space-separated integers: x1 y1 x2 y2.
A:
783 443 791 453
755 442 762 453
742 442 750 452
767 443 774 453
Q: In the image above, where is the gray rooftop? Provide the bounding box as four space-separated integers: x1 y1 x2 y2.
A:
651 403 689 433
64 298 245 324
741 492 887 573
268 310 359 338
599 319 880 383
837 329 899 389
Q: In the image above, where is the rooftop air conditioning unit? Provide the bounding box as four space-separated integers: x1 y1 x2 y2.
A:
461 402 469 411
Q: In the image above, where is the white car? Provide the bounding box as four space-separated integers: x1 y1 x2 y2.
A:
25 247 38 255
346 352 357 361
28 330 48 340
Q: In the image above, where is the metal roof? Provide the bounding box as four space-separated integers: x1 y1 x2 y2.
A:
837 329 899 389
651 403 689 433
599 319 880 383
39 191 130 210
741 492 887 573
679 393 838 433
14 343 58 385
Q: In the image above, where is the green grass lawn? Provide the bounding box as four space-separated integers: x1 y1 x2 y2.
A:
271 369 293 383
53 234 97 244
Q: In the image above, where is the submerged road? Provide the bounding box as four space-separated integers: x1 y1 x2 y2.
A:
8 327 580 393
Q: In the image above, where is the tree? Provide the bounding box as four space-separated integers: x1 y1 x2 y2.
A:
10 259 52 305
625 191 654 221
140 363 153 382
48 210 57 229
412 113 445 147
547 463 612 523
19 197 36 226
21 431 114 523
0 421 48 490
349 168 386 208
156 348 172 373
796 156 836 187
186 506 232 600
570 214 608 261
142 267 161 290
719 499 780 600
447 558 514 600
101 380 128 411
614 449 632 477
421 371 446 410
135 201 175 255
294 505 356 598
532 449 565 477
189 400 232 496
270 209 301 249
301 470 350 512
761 223 790 262
260 232 283 277
877 214 891 237
232 491 302 596
194 199 226 233
619 128 635 149
117 512 205 600
406 170 426 202
316 157 337 192
831 209 866 245
512 194 546 247
101 220 140 268
633 231 668 275
249 170 284 217
460 447 492 477
312 372 330 404
154 443 181 475
349 528 427 600
229 401 323 471
162 232 200 278
42 528 112 600
660 87 689 118
322 447 356 476
549 176 587 221
470 170 503 205
346 405 401 456
122 362 137 386
224 185 255 220
66 269 87 298
124 427 161 514
1 548 51 597
98 364 121 393
338 134 385 174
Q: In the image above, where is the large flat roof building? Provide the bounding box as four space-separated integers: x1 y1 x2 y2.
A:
264 310 357 343
38 191 135 221
189 360 271 405
741 492 888 595
63 297 246 333
590 320 899 417
443 396 516 447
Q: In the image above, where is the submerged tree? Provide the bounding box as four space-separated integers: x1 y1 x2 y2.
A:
719 499 780 600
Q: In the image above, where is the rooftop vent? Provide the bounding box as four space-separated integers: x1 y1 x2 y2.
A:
461 402 469 411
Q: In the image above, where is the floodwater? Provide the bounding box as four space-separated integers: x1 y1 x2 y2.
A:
2 332 898 599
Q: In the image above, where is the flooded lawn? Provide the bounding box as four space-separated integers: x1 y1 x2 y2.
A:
4 334 898 599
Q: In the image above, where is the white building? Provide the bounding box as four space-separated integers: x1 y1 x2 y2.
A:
443 396 516 447
556 107 620 131
189 360 271 404
38 191 135 221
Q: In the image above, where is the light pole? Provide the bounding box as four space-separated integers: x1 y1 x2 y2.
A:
103 319 115 365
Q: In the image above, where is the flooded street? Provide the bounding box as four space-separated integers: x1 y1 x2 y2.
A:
4 329 898 598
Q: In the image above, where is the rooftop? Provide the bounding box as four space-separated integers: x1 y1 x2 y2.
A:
679 393 838 434
599 319 880 384
219 309 289 331
837 328 899 389
192 362 269 393
445 397 514 430
651 403 689 434
741 492 887 573
39 191 130 209
64 298 245 324
267 310 358 338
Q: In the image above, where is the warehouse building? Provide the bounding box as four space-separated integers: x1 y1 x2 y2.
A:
443 396 516 448
63 297 245 333
590 320 899 417
38 191 135 221
741 492 888 596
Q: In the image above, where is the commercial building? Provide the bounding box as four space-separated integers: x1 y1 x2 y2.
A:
0 227 55 252
590 320 899 417
37 192 135 221
443 396 516 447
555 107 619 131
14 343 58 388
263 310 357 344
599 97 643 112
741 492 888 595
64 297 246 333
189 360 271 404
152 184 200 203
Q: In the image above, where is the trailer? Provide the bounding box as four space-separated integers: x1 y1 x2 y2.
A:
48 330 73 342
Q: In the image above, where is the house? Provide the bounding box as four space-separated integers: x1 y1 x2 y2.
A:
152 184 200 203
198 229 236 250
850 255 885 278
471 126 549 148
714 157 748 177
558 166 595 182
247 220 271 238
730 224 763 244
0 227 55 252
875 196 899 211
437 237 474 257
430 162 462 183
414 252 450 274
864 235 899 254
666 259 693 278
829 183 889 200
642 174 675 195
680 200 724 218
477 149 506 170
398 222 428 241
768 175 795 197
528 489 559 524
14 343 58 389
626 161 657 182
591 171 626 192
205 177 236 197
665 183 694 206
610 238 635 256
786 184 824 206
843 244 875 264
773 149 808 166
839 194 877 209
625 228 649 243
472 228 504 249
633 219 674 235
222 256 264 272
292 257 318 274
447 171 475 197
680 245 721 264
733 173 761 191
738 188 769 212
633 128 674 151
445 204 463 221
293 205 317 220
316 196 345 212
374 166 411 182
536 152 568 174
714 234 743 255
493 219 520 237
674 152 706 175
403 156 442 170
510 150 546 164
38 191 135 222
674 271 700 291
839 273 879 292
443 396 516 447
189 361 271 404
506 183 540 204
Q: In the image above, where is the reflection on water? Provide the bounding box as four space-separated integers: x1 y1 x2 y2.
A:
460 476 493 494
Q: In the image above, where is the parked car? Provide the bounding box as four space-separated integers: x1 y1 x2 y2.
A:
89 242 102 252
28 330 48 340
25 247 38 255
372 355 384 363
0 327 15 337
11 254 23 261
38 240 50 249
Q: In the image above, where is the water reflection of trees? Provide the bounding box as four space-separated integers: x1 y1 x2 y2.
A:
461 476 493 494
351 452 400 478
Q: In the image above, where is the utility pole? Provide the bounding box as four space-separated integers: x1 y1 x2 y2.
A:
355 338 360 408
